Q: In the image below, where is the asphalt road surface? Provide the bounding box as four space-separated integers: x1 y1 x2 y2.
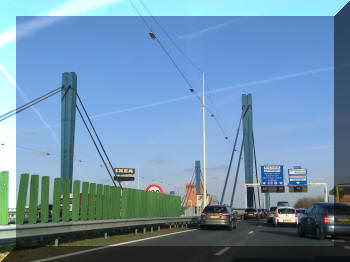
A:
28 220 350 262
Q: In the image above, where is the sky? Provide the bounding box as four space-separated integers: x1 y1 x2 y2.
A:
0 0 348 208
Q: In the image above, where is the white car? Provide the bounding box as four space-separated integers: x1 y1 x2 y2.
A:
273 207 298 226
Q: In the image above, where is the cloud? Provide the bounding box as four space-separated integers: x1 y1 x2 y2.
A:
16 128 41 135
151 157 166 164
0 0 122 48
184 164 228 172
178 18 248 40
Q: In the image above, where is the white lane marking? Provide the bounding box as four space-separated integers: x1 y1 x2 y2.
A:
344 246 350 250
31 229 197 262
214 247 231 256
332 239 346 243
248 231 254 235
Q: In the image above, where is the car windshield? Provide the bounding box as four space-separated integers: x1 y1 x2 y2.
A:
203 206 227 213
327 205 350 215
278 208 295 214
245 208 256 212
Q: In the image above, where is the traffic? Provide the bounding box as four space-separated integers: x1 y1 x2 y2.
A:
199 200 350 241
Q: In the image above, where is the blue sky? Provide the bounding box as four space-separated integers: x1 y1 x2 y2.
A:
0 0 348 208
12 15 333 207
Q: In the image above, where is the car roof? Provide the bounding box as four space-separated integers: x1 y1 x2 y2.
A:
277 206 295 209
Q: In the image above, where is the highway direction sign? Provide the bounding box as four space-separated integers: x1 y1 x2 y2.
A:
288 168 307 185
261 165 284 186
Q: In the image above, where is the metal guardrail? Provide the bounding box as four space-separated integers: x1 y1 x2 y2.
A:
0 216 199 242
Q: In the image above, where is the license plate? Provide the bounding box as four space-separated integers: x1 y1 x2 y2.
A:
284 219 291 222
210 216 219 219
337 218 350 222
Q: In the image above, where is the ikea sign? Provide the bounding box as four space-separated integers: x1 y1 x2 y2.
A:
114 168 135 175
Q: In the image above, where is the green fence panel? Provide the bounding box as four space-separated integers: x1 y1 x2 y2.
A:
121 188 128 218
80 182 89 221
16 173 29 224
62 179 70 222
0 171 9 225
72 180 80 221
28 175 39 224
40 176 50 223
108 186 115 219
134 189 142 218
102 185 110 220
88 183 96 220
52 178 62 222
96 184 103 220
111 186 121 219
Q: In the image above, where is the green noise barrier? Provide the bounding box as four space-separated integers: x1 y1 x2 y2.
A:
0 171 9 225
16 173 29 224
10 173 181 225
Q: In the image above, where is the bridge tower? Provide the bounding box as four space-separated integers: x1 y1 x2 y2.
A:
60 72 77 191
242 94 254 207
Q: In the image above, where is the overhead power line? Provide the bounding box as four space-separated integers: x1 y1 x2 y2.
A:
129 0 234 144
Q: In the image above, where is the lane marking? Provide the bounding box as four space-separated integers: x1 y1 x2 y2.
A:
344 246 350 250
214 247 231 256
31 229 197 262
248 231 254 235
332 239 346 243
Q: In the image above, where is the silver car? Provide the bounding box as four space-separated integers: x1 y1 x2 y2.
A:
200 205 237 230
266 206 277 223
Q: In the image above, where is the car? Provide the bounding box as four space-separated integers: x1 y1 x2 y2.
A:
257 208 265 218
277 201 289 207
244 208 259 220
296 208 306 219
273 206 298 227
297 202 350 240
266 206 277 223
200 205 237 230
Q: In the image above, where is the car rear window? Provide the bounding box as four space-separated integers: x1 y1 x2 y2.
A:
203 206 227 213
269 207 277 212
327 205 350 215
278 208 295 214
245 208 256 212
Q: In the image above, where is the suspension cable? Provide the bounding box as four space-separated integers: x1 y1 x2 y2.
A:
76 104 121 189
252 130 261 209
0 86 67 122
75 93 122 187
220 107 249 204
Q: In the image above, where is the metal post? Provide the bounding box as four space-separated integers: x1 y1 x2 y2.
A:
137 167 140 190
202 72 207 207
61 72 77 191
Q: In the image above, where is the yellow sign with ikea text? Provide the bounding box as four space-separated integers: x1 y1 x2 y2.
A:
114 168 135 175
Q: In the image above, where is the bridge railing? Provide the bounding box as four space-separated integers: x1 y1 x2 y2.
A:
0 172 182 225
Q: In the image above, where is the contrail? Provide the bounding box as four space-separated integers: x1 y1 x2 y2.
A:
0 64 60 147
92 66 334 118
0 0 122 48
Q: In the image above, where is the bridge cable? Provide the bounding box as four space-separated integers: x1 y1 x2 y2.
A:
230 109 250 207
76 93 122 188
0 86 67 122
252 130 261 209
76 104 121 188
220 107 249 204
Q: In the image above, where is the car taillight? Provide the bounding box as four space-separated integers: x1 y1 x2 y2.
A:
201 212 208 216
295 213 298 217
244 212 248 214
221 213 230 216
323 216 330 224
254 212 257 214
275 213 279 217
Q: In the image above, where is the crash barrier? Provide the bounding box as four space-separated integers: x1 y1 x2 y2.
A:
0 172 181 225
0 216 198 244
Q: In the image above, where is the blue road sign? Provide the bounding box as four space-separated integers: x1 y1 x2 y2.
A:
261 165 284 186
288 168 307 185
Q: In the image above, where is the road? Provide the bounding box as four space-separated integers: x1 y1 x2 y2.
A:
21 220 350 261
